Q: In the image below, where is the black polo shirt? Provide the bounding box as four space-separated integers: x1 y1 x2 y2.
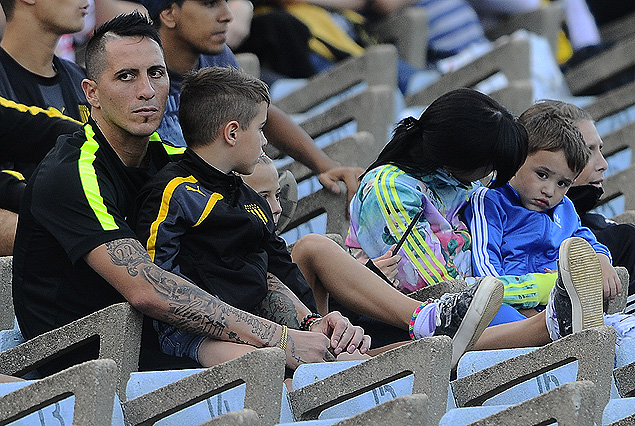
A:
12 119 187 374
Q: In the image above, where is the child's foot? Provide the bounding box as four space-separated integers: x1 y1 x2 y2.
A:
545 237 604 340
433 276 504 367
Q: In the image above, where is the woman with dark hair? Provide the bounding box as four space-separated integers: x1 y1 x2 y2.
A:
290 89 600 362
341 89 630 353
347 88 528 294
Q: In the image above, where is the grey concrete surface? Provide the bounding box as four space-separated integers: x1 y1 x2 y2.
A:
406 37 531 108
0 256 13 330
466 381 597 426
199 409 261 426
122 348 285 426
0 359 117 426
0 302 142 400
451 326 616 425
288 337 451 425
276 45 397 115
614 360 635 398
333 394 429 426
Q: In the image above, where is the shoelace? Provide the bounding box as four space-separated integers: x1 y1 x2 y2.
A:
435 292 460 328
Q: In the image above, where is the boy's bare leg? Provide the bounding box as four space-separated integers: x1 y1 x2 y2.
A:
366 341 410 356
336 351 371 361
0 373 24 383
293 243 329 315
518 308 541 318
197 338 256 368
291 234 420 330
0 208 17 256
473 310 551 350
292 234 556 351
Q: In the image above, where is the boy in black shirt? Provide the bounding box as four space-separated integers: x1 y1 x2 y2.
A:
134 66 370 369
135 66 514 371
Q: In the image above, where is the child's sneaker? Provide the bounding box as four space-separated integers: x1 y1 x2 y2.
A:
545 237 604 340
433 276 504 367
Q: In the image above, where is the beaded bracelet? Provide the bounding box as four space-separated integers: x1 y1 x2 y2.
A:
279 325 288 352
300 313 322 331
408 298 434 340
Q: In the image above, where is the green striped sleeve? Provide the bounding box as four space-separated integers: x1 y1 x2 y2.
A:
78 124 118 231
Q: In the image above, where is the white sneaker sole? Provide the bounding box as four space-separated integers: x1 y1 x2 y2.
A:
451 277 504 368
558 237 604 333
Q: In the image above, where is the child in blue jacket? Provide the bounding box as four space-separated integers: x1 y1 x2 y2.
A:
465 107 621 320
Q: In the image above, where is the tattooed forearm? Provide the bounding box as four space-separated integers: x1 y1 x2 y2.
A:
256 273 306 328
220 303 278 346
286 334 309 366
169 301 225 338
105 238 152 276
103 238 281 347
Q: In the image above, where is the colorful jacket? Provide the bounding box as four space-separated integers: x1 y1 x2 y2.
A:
346 164 476 293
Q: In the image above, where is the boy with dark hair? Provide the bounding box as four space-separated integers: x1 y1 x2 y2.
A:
528 100 635 313
465 110 621 339
134 66 370 369
139 69 542 370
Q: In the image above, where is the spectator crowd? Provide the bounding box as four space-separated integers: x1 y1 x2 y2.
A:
1 0 635 422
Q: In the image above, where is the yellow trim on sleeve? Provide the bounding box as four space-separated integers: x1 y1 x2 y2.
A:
0 95 82 123
1 170 25 181
373 165 452 284
146 175 197 260
79 124 118 231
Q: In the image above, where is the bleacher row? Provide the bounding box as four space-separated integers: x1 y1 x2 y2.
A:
0 274 634 425
3 3 635 425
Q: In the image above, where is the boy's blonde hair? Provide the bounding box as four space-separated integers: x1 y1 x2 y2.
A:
521 99 592 123
519 109 590 174
179 66 271 148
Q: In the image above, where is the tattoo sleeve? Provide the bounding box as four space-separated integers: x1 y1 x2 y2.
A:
104 238 280 347
255 273 310 329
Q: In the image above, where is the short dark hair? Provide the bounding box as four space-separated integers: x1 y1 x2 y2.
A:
365 88 528 188
84 11 163 81
519 110 590 174
141 0 185 24
179 66 271 147
0 0 16 20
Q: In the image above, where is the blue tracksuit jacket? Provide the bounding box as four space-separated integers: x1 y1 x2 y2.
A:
464 183 610 277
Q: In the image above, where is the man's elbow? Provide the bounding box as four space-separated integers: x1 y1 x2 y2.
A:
124 289 165 318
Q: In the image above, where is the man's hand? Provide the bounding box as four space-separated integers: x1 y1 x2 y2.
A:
309 311 371 356
285 329 335 370
598 253 621 301
318 166 363 209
